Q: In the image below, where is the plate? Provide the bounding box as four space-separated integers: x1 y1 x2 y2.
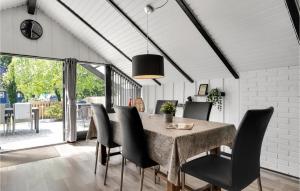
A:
167 123 194 130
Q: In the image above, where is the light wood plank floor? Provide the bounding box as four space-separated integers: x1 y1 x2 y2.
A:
0 141 299 191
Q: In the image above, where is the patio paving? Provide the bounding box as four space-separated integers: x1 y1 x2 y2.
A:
0 119 90 152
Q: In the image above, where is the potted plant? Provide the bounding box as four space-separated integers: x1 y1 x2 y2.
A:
160 101 176 123
207 88 223 111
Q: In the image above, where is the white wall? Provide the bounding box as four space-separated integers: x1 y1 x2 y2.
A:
142 66 300 177
0 6 106 63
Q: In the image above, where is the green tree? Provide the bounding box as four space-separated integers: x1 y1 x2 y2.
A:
76 65 105 100
0 55 12 69
3 57 105 102
3 63 17 105
3 57 63 101
0 55 12 88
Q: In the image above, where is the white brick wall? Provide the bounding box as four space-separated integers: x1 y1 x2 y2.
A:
240 66 300 177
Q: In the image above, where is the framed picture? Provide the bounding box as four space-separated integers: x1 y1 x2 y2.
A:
198 84 208 96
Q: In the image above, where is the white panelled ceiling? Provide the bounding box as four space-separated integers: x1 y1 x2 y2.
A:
113 0 232 80
186 0 299 71
41 0 187 84
0 0 299 85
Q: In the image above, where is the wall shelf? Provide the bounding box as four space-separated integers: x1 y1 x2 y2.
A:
194 92 225 97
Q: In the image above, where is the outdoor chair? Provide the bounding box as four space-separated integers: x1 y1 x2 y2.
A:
78 105 91 128
0 104 8 135
12 103 34 133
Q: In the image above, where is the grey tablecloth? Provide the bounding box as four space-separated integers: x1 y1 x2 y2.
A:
87 113 236 185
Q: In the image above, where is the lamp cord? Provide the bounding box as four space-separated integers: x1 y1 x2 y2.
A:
147 12 149 54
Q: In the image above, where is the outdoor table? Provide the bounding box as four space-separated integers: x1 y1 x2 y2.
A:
5 107 40 133
87 113 236 191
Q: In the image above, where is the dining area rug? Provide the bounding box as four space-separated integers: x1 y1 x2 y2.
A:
0 146 60 168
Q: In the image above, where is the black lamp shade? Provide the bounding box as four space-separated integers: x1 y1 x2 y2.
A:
132 54 164 79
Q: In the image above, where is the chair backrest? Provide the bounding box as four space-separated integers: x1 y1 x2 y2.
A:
0 104 5 124
182 101 212 121
13 103 32 120
154 100 178 115
231 107 274 190
91 104 113 147
116 106 149 166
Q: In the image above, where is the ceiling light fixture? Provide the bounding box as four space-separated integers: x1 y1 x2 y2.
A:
132 4 165 79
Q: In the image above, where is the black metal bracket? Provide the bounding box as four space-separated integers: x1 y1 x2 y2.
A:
175 0 239 79
27 0 37 15
106 0 194 83
285 0 300 44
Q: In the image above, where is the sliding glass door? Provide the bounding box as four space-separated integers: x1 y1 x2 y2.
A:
75 64 105 139
0 55 64 151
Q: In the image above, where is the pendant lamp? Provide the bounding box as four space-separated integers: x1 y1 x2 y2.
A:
132 5 164 79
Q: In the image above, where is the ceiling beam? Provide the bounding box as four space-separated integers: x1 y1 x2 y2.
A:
27 0 37 15
106 0 194 83
175 0 239 79
285 0 300 43
81 64 105 80
56 0 160 86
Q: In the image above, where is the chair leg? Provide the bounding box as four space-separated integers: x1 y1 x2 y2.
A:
94 141 99 174
5 120 9 135
3 123 6 135
12 120 15 134
30 120 33 131
258 174 263 191
120 157 125 191
181 171 185 191
104 148 110 185
140 168 144 191
154 166 160 184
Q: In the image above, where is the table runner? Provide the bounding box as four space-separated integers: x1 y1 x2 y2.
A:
87 113 236 185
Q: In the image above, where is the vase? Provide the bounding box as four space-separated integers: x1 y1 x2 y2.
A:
164 113 173 123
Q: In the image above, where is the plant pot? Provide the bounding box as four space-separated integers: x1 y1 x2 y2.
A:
164 114 173 123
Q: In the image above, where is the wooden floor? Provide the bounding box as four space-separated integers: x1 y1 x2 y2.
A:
0 141 299 191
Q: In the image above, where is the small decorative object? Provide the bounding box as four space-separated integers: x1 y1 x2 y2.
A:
20 19 43 40
187 96 192 102
167 123 194 130
207 88 223 111
128 98 132 107
160 101 176 123
198 84 208 96
133 98 145 112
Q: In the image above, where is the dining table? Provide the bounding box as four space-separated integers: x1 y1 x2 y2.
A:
87 112 236 191
5 107 40 133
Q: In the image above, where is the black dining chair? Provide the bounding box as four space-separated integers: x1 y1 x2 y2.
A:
181 107 274 191
91 104 120 185
183 101 212 121
154 100 178 115
116 106 158 191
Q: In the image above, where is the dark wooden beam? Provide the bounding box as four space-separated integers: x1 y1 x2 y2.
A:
105 65 114 113
56 0 160 86
175 0 239 79
27 0 37 15
106 0 194 83
285 0 300 43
